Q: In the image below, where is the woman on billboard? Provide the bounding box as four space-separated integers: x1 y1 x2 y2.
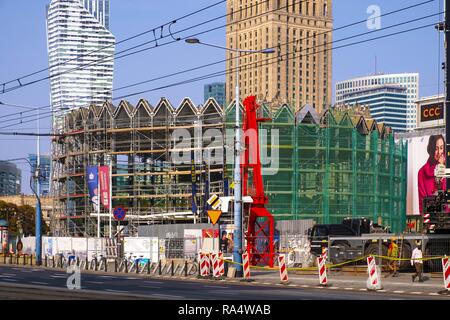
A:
418 135 446 214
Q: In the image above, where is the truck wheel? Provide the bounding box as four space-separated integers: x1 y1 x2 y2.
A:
330 242 350 265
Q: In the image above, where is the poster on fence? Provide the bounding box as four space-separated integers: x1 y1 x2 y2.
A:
72 237 88 259
124 237 159 262
184 229 202 259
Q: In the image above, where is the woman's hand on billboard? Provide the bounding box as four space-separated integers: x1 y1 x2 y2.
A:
439 153 446 165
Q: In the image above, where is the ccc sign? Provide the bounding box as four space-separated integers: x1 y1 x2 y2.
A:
421 103 444 122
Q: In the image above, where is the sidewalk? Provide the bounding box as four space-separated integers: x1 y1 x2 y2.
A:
243 269 449 297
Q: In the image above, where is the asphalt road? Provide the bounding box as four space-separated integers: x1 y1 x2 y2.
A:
0 266 448 300
0 265 447 300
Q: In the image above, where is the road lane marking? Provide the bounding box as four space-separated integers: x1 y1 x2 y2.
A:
1 278 17 282
50 275 67 278
393 291 405 294
139 285 161 289
151 294 185 299
144 281 163 284
263 282 271 285
105 289 130 294
429 293 439 296
31 281 48 285
205 285 230 289
411 292 423 295
1 274 17 277
344 288 353 290
359 289 366 291
86 281 104 284
125 277 139 280
99 276 115 279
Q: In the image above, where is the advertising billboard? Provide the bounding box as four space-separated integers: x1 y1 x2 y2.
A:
406 134 446 216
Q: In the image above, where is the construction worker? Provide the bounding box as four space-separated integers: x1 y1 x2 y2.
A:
411 240 424 282
386 237 399 277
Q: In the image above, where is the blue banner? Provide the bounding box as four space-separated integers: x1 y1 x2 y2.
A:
87 166 99 210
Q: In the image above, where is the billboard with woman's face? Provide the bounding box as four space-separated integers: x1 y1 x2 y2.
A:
406 134 446 216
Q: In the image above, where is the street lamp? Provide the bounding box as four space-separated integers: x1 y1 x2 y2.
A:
185 38 275 277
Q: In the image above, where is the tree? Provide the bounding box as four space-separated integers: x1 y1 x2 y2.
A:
0 201 49 236
16 205 49 236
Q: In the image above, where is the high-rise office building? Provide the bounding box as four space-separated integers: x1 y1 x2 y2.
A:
340 86 408 132
204 82 226 106
0 162 21 196
46 0 115 131
226 0 333 112
335 73 419 131
29 154 51 196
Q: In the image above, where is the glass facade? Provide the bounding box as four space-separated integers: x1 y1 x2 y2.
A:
46 0 115 131
0 162 21 196
335 73 419 131
28 154 51 196
204 82 226 107
340 86 408 132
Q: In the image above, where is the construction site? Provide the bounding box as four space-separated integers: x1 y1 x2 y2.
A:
51 98 407 237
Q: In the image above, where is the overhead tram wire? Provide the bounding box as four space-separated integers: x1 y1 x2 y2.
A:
113 21 441 101
0 0 435 95
0 0 439 122
0 20 439 130
1 0 311 94
0 0 227 92
0 15 441 127
0 0 287 94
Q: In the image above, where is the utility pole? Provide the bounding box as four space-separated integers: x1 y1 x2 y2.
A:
35 108 42 265
445 0 450 202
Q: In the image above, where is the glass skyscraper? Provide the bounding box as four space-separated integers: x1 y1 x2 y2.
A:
46 0 115 131
335 73 419 131
204 82 225 107
340 86 408 132
0 162 21 196
29 154 51 196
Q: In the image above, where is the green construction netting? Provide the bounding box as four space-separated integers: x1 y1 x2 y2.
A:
226 104 407 234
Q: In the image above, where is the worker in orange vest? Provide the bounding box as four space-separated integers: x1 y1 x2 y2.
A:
386 237 399 277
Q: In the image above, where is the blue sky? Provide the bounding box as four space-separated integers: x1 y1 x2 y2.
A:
0 0 444 193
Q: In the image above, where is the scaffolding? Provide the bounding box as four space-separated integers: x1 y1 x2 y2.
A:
51 98 408 237
51 98 225 237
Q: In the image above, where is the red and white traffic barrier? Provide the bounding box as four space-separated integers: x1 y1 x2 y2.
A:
317 254 328 286
211 252 220 278
199 252 210 277
442 256 450 291
366 255 381 290
278 254 289 283
218 251 225 276
242 253 251 280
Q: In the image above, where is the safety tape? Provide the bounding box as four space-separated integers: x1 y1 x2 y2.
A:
218 254 447 272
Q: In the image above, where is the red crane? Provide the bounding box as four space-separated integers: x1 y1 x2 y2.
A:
241 95 275 267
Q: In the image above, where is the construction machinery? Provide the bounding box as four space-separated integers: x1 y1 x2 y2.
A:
241 96 275 268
